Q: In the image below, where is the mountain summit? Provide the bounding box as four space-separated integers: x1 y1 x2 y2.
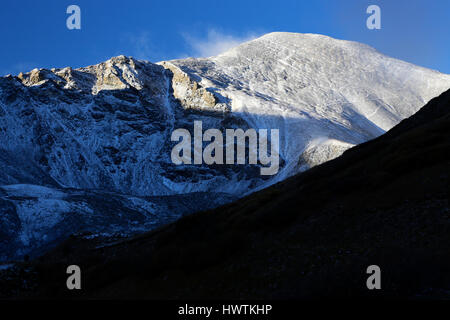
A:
0 32 449 260
171 32 450 181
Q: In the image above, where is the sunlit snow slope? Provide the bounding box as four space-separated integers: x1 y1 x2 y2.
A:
170 32 450 185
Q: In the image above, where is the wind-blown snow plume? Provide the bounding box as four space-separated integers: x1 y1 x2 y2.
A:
183 29 261 57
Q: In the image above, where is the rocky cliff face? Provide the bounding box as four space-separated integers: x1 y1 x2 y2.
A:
1 32 450 261
0 55 260 196
159 61 220 111
0 55 253 260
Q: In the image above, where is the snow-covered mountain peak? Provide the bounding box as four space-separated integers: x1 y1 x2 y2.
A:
1 32 450 260
2 32 450 193
201 31 450 123
169 31 450 182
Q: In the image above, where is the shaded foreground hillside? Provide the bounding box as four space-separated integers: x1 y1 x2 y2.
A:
1 89 450 299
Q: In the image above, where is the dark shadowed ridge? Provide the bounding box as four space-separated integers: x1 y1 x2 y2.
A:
1 89 450 299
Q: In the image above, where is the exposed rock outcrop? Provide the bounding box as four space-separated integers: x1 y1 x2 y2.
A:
159 61 217 110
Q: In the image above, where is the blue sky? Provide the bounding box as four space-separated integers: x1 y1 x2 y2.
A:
1 0 449 76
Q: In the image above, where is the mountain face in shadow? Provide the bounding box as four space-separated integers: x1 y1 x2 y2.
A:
2 88 449 299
